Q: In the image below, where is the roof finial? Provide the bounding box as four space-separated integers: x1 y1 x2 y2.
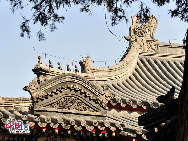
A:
57 62 62 70
75 65 79 73
49 60 54 68
67 64 71 71
38 56 42 65
132 15 139 25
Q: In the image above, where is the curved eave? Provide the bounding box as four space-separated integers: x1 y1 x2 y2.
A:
0 108 146 138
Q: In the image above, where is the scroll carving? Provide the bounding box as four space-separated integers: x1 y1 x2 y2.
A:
125 15 159 53
45 96 95 112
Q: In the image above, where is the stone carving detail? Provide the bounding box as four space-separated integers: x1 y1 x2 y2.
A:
23 77 40 94
75 65 79 73
67 64 71 71
57 62 63 70
78 16 159 78
45 96 95 112
38 56 42 65
49 60 54 68
125 15 159 53
24 72 111 109
79 57 91 73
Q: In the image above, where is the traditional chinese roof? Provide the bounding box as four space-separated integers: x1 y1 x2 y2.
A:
138 87 179 141
0 108 146 137
25 15 184 109
0 15 185 139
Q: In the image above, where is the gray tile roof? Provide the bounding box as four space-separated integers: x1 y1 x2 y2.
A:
0 108 146 137
107 56 184 109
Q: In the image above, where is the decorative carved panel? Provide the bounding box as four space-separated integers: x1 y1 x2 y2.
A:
44 96 95 112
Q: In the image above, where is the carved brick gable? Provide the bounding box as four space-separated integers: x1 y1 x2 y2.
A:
44 96 95 112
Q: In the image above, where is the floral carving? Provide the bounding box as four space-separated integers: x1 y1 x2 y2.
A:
45 96 95 112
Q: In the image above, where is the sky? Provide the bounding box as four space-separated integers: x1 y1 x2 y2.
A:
0 1 187 97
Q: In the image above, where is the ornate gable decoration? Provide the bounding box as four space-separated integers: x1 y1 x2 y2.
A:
44 96 96 112
24 70 114 115
125 15 159 53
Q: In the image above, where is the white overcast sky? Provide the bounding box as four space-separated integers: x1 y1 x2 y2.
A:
0 1 187 97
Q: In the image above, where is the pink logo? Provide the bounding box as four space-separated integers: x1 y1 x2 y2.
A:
5 119 30 134
5 122 14 129
14 120 23 131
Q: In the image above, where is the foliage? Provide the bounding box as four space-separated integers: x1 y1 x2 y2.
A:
6 0 188 41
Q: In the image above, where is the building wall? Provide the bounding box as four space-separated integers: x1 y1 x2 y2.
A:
0 96 32 111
